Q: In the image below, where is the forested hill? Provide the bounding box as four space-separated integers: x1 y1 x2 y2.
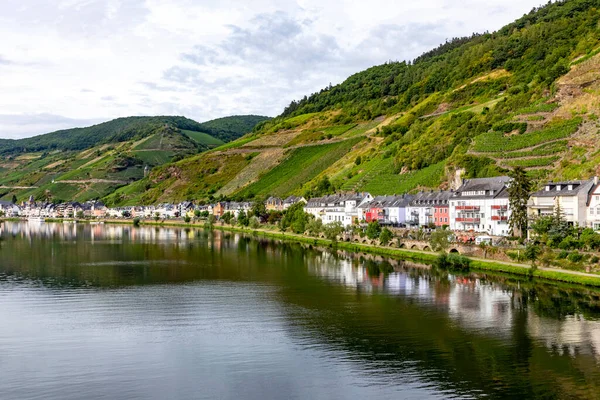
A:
103 0 600 206
0 114 269 204
196 115 272 142
281 0 596 120
0 115 269 155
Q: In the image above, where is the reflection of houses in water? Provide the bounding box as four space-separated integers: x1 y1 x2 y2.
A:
447 279 514 335
527 313 600 361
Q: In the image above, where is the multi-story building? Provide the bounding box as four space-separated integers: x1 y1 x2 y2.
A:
305 193 372 227
283 196 306 210
407 191 452 227
528 179 596 227
266 197 284 211
586 178 600 230
450 176 511 236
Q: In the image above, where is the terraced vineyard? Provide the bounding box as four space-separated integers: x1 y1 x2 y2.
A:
236 137 363 198
341 154 446 195
472 118 581 153
469 117 581 176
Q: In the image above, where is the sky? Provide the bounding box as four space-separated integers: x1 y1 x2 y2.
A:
0 0 545 138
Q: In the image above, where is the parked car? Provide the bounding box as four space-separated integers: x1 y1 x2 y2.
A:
475 235 493 245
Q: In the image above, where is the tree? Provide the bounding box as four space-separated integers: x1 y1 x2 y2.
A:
366 221 382 239
307 218 323 236
524 244 541 266
222 212 233 224
379 228 393 246
250 216 260 229
11 194 17 204
508 167 532 238
251 201 267 219
133 217 141 227
430 228 451 252
237 211 249 227
183 215 191 223
76 211 84 219
323 221 344 242
355 156 362 165
204 214 216 230
194 210 201 219
281 202 309 234
154 212 160 222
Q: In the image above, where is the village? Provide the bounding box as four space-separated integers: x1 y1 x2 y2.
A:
2 176 600 241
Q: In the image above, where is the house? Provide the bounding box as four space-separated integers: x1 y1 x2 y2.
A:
283 196 306 209
213 202 226 218
0 200 20 217
365 196 387 223
586 177 600 230
384 195 413 226
528 178 595 227
305 193 372 227
407 191 452 227
265 197 284 211
450 176 511 236
178 201 194 217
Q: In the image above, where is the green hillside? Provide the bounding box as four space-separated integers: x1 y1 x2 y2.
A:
104 0 600 206
0 114 268 203
195 115 271 142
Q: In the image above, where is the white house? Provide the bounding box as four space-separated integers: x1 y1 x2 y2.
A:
450 176 511 236
305 193 372 227
528 179 595 227
0 201 20 217
586 178 600 230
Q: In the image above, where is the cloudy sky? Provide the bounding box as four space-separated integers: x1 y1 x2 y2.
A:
0 0 544 138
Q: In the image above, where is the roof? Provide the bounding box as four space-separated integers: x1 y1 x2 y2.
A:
410 190 452 206
453 176 510 200
532 179 595 198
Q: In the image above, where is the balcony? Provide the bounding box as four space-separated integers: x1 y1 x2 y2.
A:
456 217 481 223
491 216 508 221
456 205 480 211
491 205 508 210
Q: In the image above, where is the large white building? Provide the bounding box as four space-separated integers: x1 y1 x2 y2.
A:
304 193 372 227
449 176 511 236
528 179 595 227
587 178 600 230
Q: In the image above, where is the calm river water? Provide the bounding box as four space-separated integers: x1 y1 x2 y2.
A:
1 221 600 399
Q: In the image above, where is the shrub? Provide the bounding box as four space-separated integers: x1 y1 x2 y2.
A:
183 215 191 223
591 256 600 264
434 254 471 271
133 217 141 227
567 252 584 263
558 250 569 259
379 228 393 246
366 221 382 239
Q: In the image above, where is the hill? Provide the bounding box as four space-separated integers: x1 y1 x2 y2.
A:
103 0 600 206
195 115 272 142
5 1 600 207
0 115 269 203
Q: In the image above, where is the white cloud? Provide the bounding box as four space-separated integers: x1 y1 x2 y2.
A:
0 0 544 138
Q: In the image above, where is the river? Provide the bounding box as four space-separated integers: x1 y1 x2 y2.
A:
1 221 599 399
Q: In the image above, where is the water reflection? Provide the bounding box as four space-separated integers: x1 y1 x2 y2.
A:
1 222 600 399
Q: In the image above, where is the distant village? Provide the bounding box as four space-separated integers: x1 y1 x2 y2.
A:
2 176 600 237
